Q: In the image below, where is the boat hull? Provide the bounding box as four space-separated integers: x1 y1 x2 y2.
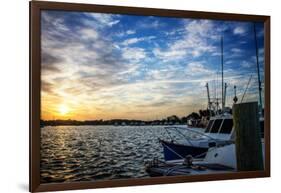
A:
160 140 208 161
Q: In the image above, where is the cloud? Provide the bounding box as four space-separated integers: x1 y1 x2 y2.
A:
233 26 246 35
241 61 254 68
146 67 181 81
41 12 134 99
186 62 213 75
231 48 242 53
121 36 155 46
122 47 146 62
84 13 120 27
153 48 186 61
41 52 62 66
41 52 62 73
153 20 218 61
139 19 163 29
80 28 99 40
115 30 136 37
185 20 213 37
126 30 136 35
41 11 70 33
165 29 185 36
41 81 55 93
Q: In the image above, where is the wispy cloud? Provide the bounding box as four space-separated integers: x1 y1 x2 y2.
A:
153 20 218 62
84 12 120 27
233 26 246 35
186 62 213 75
122 47 146 62
232 23 250 36
121 36 155 46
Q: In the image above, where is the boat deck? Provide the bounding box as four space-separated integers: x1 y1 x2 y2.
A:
146 160 235 176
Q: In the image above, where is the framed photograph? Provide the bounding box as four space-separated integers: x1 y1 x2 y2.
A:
30 1 270 192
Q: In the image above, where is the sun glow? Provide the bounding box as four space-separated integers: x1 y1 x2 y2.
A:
58 104 70 116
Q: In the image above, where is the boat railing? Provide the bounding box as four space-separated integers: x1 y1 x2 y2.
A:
164 126 232 149
164 126 225 145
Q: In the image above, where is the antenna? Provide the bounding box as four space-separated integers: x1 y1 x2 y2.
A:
253 22 263 112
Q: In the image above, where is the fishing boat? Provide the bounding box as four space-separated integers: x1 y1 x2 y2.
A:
159 36 227 161
160 113 264 161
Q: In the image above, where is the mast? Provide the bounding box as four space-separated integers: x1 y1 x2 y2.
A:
233 85 238 104
221 36 224 111
253 22 263 113
206 83 212 116
224 83 227 108
206 83 211 109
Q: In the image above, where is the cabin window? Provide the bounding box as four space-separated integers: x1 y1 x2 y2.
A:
205 120 214 133
260 120 264 138
210 119 222 133
219 119 233 134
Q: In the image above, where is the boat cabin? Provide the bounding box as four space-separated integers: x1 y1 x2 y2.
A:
204 114 264 140
204 114 234 141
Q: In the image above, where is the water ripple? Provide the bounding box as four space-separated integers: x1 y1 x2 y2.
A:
40 125 191 183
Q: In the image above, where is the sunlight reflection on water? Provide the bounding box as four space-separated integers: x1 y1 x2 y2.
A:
40 125 194 183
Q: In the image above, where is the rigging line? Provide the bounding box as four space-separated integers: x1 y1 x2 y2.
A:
175 127 194 146
241 75 253 103
165 126 220 142
164 127 174 142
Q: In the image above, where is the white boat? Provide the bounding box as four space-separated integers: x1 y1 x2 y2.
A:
146 140 265 176
160 114 264 161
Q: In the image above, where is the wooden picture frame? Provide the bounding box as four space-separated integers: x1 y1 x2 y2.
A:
30 1 270 192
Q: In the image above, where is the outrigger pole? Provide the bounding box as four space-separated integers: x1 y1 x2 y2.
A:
253 22 263 113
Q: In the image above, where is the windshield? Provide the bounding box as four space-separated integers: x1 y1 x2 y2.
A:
205 120 214 133
210 119 222 133
219 119 233 134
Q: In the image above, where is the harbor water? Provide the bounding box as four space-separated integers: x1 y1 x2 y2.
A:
40 125 200 183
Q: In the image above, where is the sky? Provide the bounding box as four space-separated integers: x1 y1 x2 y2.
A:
41 10 265 121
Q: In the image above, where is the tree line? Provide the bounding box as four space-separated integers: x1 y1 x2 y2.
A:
41 109 215 127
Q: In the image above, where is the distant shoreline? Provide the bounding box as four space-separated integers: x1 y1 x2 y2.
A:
41 124 187 127
41 110 213 128
41 119 189 127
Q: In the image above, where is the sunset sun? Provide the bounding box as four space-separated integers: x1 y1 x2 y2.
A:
58 104 70 115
